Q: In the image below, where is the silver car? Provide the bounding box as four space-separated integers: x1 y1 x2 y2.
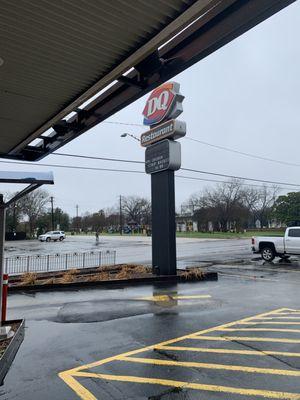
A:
38 231 66 242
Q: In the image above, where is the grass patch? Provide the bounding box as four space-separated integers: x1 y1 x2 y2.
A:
176 230 284 239
65 230 284 239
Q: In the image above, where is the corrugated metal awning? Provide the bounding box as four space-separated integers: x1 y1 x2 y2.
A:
0 0 209 156
0 0 295 160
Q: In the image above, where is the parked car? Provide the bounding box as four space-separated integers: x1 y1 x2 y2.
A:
38 231 66 242
252 227 300 261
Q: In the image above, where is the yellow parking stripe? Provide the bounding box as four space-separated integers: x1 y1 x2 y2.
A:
254 317 300 320
275 313 300 315
155 345 300 358
221 328 300 333
271 317 300 320
191 335 300 344
62 308 288 374
137 294 211 301
238 321 300 325
59 308 300 400
59 372 97 400
72 371 300 400
119 356 300 377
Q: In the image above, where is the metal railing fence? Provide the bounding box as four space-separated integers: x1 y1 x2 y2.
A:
4 250 116 275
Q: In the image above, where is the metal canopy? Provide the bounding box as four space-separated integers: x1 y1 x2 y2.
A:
0 171 54 185
0 171 54 206
0 0 296 161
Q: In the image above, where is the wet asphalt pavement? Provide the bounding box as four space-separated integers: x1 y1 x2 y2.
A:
4 235 252 266
2 257 300 400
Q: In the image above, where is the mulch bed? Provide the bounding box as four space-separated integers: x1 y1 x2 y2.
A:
8 264 218 292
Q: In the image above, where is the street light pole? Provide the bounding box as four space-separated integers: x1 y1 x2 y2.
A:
76 204 79 232
50 196 54 230
120 133 140 142
119 195 123 235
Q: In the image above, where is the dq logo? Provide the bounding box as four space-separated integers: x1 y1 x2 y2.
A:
142 82 184 126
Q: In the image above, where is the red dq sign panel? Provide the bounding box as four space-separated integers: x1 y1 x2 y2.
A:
142 82 184 126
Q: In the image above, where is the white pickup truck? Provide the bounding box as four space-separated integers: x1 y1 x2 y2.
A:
252 227 300 261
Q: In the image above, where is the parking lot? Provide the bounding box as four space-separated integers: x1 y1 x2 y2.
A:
2 258 300 400
4 235 252 265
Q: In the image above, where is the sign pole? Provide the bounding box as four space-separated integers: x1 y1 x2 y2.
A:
151 170 176 275
141 82 185 276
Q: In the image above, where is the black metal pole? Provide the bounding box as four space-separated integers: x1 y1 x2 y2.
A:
119 195 123 235
13 203 16 231
151 170 176 275
76 204 79 233
50 196 54 230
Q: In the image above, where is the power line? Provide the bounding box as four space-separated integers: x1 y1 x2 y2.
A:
0 159 299 189
176 175 293 190
53 152 144 164
102 121 143 127
102 119 299 168
0 159 144 174
181 167 300 188
51 151 300 187
183 137 300 168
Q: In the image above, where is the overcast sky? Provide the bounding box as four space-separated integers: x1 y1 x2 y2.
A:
1 2 300 216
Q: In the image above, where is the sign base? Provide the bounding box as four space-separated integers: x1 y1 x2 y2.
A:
151 169 177 276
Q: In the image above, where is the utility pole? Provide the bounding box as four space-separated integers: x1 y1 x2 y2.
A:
13 202 16 231
50 196 54 230
76 204 79 233
119 195 123 235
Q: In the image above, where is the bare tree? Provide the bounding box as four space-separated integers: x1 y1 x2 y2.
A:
186 180 249 232
18 189 50 236
122 196 151 225
243 185 279 228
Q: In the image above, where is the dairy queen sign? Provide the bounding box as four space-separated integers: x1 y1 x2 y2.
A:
141 82 186 276
142 82 184 126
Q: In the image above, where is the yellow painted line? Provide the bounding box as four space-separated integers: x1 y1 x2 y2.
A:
221 328 300 334
270 317 300 320
72 371 300 400
253 317 300 320
59 307 294 400
119 355 300 377
191 335 300 344
155 345 300 358
275 313 300 315
136 294 211 301
62 308 289 374
58 372 97 400
238 321 300 325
